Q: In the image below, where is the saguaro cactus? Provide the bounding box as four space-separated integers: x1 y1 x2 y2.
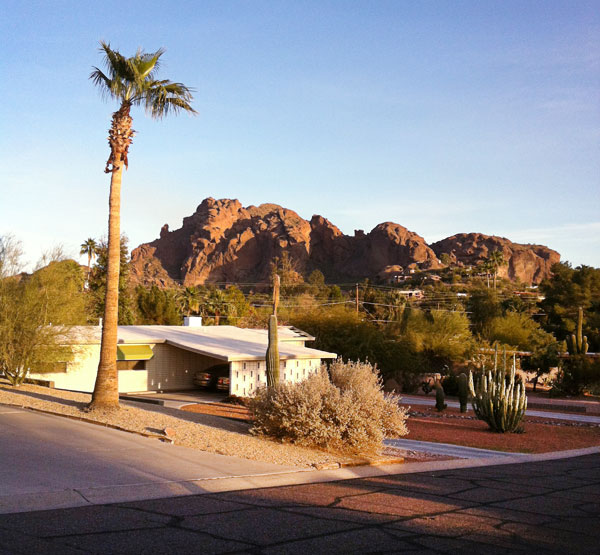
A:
435 380 447 411
458 373 469 413
567 307 588 355
266 274 280 387
469 348 527 433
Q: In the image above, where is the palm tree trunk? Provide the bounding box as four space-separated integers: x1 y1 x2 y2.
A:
90 164 122 408
86 253 92 282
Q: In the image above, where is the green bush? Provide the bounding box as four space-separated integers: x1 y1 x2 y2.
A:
249 360 409 454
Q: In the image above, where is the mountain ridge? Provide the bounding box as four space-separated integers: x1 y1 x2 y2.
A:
129 197 560 286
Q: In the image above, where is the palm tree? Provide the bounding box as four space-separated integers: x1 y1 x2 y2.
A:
177 286 202 316
89 42 195 409
205 288 229 325
487 250 506 290
80 238 98 282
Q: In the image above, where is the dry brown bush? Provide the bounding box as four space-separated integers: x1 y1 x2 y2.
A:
249 359 408 454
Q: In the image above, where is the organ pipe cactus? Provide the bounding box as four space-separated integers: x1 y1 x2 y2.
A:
468 348 527 433
266 274 280 387
567 307 588 355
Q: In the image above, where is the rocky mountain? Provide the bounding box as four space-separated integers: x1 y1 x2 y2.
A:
130 198 559 286
430 234 560 285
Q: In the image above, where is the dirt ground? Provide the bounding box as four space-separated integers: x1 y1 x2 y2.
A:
402 404 600 453
182 402 600 454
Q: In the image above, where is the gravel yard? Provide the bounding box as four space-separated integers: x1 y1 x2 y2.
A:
0 382 438 467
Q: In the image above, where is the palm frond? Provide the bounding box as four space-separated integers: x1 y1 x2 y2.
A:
145 80 197 119
89 67 115 99
91 41 195 118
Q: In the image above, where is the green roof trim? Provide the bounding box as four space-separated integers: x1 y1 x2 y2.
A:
116 345 154 361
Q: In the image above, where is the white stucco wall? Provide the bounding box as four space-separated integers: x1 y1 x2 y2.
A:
27 343 223 394
28 345 101 393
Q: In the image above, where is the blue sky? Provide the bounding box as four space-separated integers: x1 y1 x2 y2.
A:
1 1 599 271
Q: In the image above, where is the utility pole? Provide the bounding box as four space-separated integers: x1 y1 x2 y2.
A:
355 283 359 313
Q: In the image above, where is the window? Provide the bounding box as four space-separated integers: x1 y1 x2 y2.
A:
29 361 68 373
117 360 146 371
243 362 247 369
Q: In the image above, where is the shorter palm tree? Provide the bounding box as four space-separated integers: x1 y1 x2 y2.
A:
80 238 98 282
205 288 229 325
487 250 507 290
177 286 202 316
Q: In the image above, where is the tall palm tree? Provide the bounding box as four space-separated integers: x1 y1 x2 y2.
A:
80 238 98 282
89 42 196 409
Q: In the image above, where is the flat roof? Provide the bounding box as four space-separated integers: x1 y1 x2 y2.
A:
68 325 336 362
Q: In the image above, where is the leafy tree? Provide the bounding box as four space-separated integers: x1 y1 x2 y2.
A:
290 306 386 368
136 285 181 325
270 252 304 295
0 235 24 278
88 236 136 325
0 253 88 386
540 263 600 351
467 288 502 334
224 286 253 323
403 309 474 368
484 311 554 352
307 269 326 296
521 342 560 391
89 41 195 408
328 284 344 301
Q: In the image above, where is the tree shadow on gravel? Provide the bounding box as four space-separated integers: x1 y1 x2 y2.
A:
122 399 252 434
0 386 87 409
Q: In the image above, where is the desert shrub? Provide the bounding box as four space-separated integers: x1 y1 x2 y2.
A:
552 356 600 396
249 360 408 454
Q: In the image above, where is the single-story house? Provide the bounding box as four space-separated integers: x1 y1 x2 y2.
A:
28 319 337 397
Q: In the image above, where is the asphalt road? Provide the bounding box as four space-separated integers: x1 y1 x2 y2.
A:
0 453 597 554
0 405 298 514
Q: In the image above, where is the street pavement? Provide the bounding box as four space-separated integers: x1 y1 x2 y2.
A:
0 453 597 554
0 405 299 514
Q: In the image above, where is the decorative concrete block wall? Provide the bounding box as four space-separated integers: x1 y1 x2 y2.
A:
229 358 322 397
